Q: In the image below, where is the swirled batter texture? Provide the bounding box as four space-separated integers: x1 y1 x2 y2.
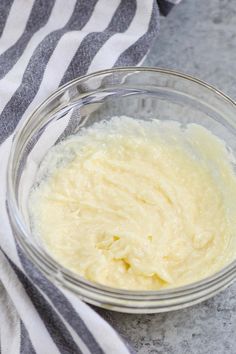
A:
29 117 236 290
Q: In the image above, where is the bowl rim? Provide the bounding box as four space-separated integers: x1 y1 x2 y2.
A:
6 66 236 307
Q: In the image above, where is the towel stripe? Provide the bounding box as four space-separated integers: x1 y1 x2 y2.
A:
0 137 24 267
35 288 92 354
64 290 132 354
87 0 154 73
0 0 98 144
0 0 34 56
0 0 77 123
20 322 36 354
17 246 105 354
0 250 60 354
0 0 55 79
61 0 137 84
18 0 121 125
0 283 21 354
0 0 14 37
9 258 87 354
115 0 159 66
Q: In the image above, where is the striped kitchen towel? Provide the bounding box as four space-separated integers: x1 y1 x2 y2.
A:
0 0 181 353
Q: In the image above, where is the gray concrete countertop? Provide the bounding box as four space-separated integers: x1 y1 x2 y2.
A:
97 1 236 353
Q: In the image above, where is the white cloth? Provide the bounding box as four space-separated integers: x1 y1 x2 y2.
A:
0 0 180 353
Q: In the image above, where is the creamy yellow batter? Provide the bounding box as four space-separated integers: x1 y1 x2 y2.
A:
29 116 236 290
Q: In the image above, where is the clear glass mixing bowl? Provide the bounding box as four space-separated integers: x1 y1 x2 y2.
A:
7 67 236 313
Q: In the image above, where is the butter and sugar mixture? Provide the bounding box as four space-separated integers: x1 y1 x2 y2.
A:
29 117 236 290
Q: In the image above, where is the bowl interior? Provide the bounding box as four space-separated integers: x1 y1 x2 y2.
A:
9 68 236 295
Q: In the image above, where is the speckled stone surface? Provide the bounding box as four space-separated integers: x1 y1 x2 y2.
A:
96 1 236 353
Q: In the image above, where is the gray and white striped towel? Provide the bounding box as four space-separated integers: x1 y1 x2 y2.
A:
0 1 181 353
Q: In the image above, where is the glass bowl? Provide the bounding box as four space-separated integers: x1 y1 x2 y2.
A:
7 67 236 314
